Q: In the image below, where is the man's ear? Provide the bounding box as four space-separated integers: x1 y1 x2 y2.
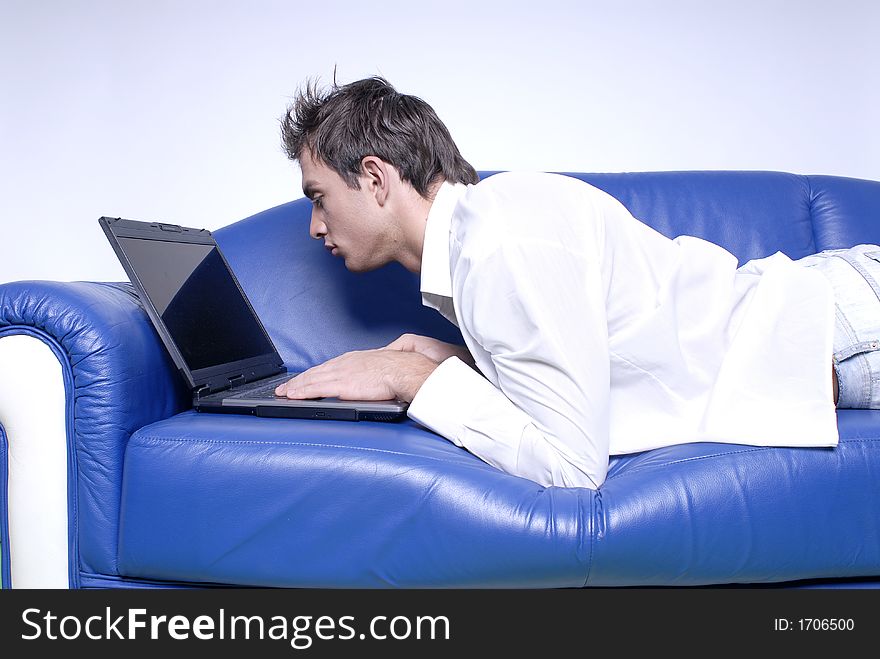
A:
361 156 390 206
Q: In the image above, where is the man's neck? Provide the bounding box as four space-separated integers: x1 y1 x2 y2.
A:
397 179 445 274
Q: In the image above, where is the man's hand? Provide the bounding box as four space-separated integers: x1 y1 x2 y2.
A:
275 348 440 403
384 333 476 368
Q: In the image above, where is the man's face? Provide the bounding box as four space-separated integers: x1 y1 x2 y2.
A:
299 153 396 272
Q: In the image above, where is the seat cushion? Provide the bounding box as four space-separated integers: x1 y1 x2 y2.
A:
593 410 880 585
117 411 590 587
118 410 880 587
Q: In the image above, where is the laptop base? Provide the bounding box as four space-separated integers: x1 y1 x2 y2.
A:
195 400 405 423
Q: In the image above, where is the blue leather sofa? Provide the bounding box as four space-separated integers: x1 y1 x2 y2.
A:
2 171 879 589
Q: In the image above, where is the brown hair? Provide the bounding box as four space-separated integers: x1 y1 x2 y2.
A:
281 76 478 198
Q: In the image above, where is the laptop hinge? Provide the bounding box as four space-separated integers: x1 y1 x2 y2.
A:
194 385 212 401
228 374 246 389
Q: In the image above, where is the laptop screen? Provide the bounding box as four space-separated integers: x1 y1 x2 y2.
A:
117 236 276 372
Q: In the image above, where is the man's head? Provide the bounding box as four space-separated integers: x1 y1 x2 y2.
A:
281 76 478 198
280 76 477 272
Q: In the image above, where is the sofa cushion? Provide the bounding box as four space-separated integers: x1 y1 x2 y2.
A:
594 410 880 585
118 409 880 587
117 411 590 587
577 171 816 263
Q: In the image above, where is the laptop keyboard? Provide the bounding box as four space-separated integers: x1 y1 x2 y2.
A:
226 374 294 400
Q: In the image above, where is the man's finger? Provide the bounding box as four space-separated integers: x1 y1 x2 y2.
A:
275 377 296 396
282 369 346 399
275 370 318 395
284 378 336 400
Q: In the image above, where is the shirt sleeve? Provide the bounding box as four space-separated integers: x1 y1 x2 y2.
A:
407 239 611 489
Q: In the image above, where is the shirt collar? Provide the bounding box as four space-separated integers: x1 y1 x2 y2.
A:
421 181 468 299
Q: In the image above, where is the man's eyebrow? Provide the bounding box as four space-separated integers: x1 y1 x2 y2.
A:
302 181 319 199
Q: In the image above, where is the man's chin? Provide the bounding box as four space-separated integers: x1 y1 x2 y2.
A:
340 253 387 273
342 257 367 273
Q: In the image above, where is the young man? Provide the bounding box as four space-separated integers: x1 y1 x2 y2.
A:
275 76 871 490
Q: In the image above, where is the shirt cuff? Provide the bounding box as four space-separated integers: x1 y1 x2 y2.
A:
407 356 496 447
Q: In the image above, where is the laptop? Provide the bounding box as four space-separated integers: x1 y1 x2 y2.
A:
99 216 409 422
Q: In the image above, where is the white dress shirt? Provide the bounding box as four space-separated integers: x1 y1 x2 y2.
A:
407 172 838 489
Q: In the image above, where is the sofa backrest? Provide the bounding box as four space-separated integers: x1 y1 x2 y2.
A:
214 171 880 372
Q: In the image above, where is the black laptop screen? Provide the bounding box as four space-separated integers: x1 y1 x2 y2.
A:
117 236 276 372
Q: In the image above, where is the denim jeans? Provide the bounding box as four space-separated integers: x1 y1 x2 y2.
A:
795 244 880 409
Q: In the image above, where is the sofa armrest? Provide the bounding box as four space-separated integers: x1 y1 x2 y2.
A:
0 280 189 587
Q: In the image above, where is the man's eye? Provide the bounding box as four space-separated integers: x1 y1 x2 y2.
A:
312 197 324 209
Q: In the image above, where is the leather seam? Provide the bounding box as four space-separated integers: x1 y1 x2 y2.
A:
583 489 595 587
129 434 522 474
805 174 819 255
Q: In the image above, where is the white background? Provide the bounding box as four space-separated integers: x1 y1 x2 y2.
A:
1 0 878 284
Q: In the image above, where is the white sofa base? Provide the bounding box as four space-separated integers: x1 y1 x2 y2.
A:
0 334 70 588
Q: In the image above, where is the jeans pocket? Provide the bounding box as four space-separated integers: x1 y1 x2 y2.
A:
835 339 880 363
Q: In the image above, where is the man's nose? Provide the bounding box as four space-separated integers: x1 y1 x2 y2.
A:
309 211 327 240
